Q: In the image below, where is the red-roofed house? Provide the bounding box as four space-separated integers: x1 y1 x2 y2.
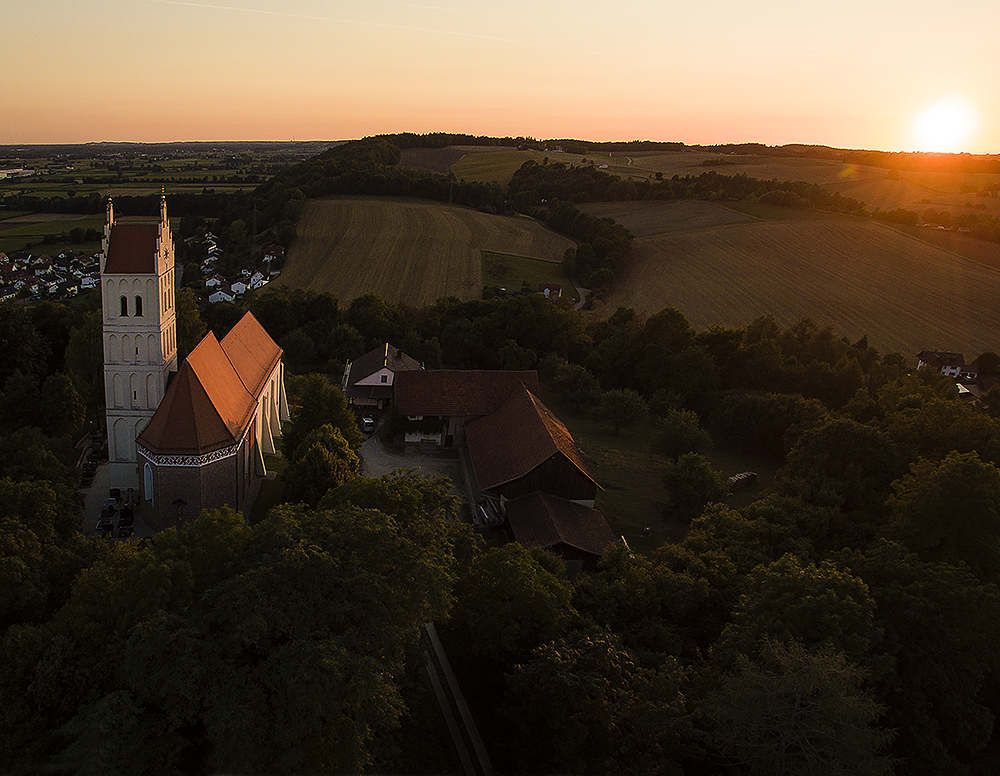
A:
102 195 288 530
342 343 421 410
394 369 538 446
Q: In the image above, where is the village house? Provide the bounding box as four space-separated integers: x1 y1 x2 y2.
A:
917 350 978 380
342 343 421 411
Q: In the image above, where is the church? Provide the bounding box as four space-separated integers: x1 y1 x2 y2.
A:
101 195 288 531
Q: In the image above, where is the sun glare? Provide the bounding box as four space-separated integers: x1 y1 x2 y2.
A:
912 97 978 153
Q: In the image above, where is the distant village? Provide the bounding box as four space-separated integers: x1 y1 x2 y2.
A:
0 231 284 305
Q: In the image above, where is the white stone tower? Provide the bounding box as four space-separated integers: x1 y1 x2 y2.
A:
101 194 178 491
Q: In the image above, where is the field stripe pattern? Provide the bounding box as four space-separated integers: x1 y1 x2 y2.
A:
282 198 573 306
602 218 1000 357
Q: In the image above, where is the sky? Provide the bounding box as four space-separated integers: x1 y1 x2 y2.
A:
2 0 998 153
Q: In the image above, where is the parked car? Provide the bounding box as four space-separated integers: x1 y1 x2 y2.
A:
362 417 375 433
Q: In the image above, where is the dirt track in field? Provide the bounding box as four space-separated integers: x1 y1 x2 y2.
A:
281 198 574 306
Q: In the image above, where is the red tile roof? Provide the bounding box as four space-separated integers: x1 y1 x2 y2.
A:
221 311 282 397
394 370 538 417
138 312 280 455
505 491 616 557
465 386 597 491
104 223 158 274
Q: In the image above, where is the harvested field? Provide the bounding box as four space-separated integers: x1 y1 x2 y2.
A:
450 149 547 184
579 200 758 238
281 197 574 306
599 218 1000 358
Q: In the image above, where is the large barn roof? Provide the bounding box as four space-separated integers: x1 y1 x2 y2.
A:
505 491 616 558
394 369 538 417
465 385 597 491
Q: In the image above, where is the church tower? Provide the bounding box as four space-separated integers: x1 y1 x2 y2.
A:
101 194 178 491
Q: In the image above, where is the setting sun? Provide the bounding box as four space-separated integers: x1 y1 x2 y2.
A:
912 97 979 153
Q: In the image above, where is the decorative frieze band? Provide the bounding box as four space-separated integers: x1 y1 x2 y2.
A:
137 443 238 468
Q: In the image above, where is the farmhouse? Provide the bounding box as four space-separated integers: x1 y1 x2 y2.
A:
394 369 611 568
394 369 538 447
917 350 964 376
342 343 421 410
917 350 976 379
102 194 288 531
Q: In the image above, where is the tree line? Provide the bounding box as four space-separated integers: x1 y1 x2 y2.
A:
5 285 1000 772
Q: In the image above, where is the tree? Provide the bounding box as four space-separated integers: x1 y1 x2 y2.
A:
662 453 727 521
0 301 50 385
0 477 88 628
321 469 461 526
596 388 646 435
716 553 878 665
64 310 104 420
39 372 85 438
282 373 363 457
284 426 361 506
501 629 693 775
777 418 902 517
551 363 601 413
837 540 1000 773
449 543 574 669
702 638 892 776
497 338 536 370
4 504 468 775
653 408 713 460
887 450 1000 579
174 288 206 363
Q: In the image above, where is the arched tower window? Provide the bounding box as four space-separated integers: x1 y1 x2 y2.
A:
120 296 128 316
135 295 143 316
144 463 153 504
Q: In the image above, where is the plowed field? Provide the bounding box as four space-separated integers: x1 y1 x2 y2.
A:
281 198 574 306
596 208 1000 357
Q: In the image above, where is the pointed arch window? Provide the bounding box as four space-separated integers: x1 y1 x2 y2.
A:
135 295 143 316
144 464 153 504
120 296 128 316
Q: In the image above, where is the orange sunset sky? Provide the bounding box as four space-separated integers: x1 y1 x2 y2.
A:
2 0 998 153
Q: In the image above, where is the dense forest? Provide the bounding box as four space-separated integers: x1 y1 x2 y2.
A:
3 281 1000 774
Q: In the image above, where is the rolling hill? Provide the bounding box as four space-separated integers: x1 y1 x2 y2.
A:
580 200 1000 358
279 197 573 306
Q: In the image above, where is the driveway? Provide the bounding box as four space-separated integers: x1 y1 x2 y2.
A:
360 431 470 508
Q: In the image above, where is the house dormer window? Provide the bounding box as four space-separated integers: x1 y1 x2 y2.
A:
381 374 388 383
135 295 143 316
120 296 128 316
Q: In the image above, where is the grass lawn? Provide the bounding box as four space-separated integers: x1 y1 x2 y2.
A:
481 250 574 301
249 455 288 524
0 214 104 254
537 386 781 555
